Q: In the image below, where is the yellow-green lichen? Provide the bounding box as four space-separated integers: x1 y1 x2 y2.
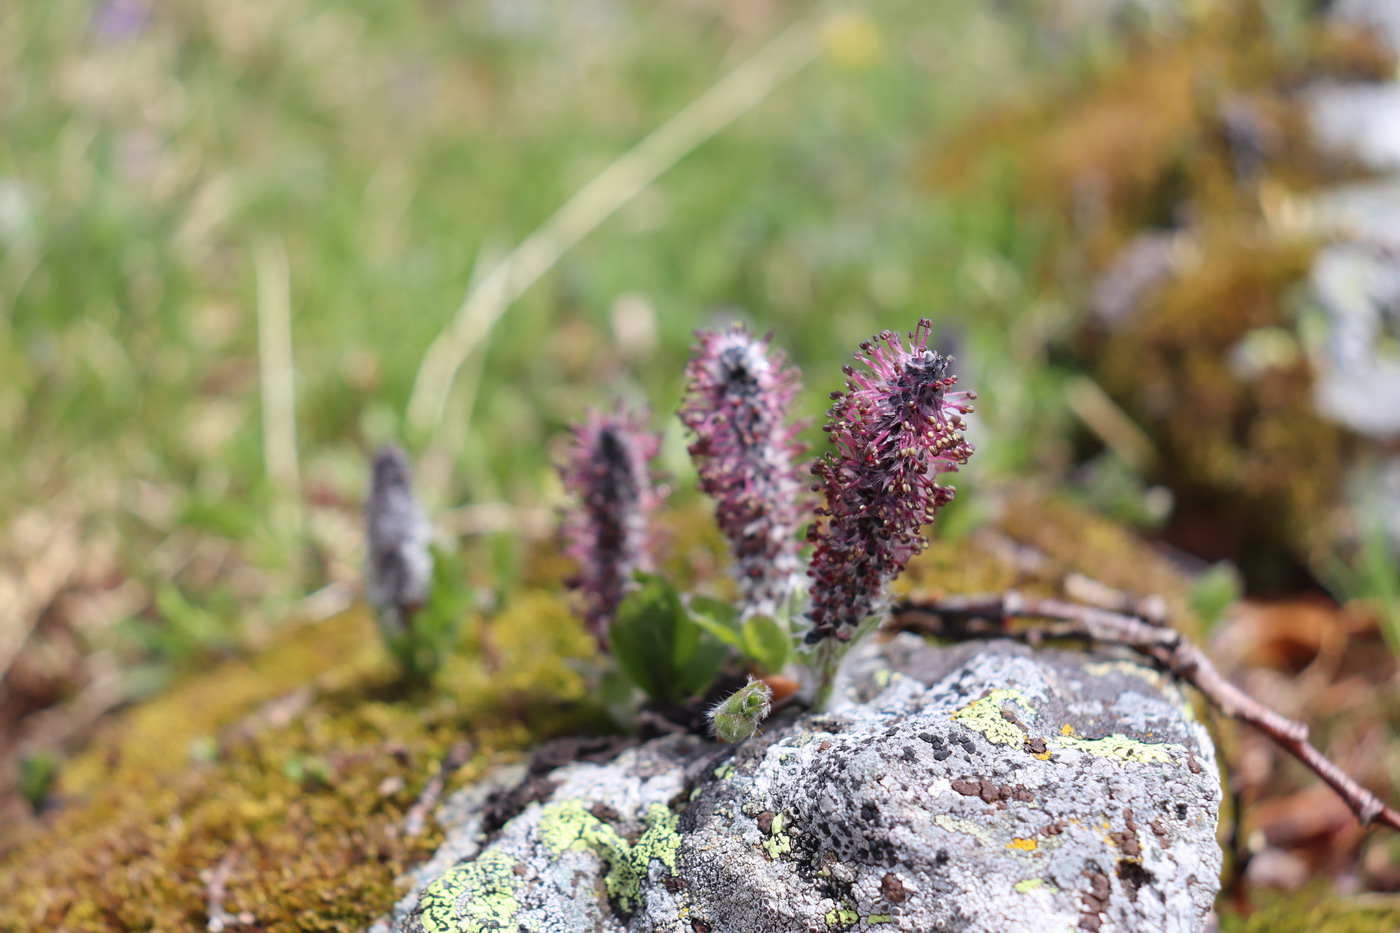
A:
825 902 859 927
761 811 792 860
1051 733 1178 765
868 915 893 924
1084 661 1164 688
419 850 523 933
1014 878 1058 894
537 799 681 913
932 814 1000 848
951 689 1037 747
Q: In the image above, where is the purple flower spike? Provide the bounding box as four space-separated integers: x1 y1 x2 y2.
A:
560 408 662 647
805 320 975 643
681 326 807 615
366 444 433 636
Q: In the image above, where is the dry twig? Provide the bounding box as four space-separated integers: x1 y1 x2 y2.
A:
254 238 301 532
405 7 834 444
891 591 1400 831
202 850 255 933
402 740 473 837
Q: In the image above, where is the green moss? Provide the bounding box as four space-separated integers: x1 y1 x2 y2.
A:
1219 884 1400 933
996 492 1202 634
1094 235 1349 573
0 594 597 932
894 535 1020 599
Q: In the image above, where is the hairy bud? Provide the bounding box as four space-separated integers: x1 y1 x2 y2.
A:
365 444 434 637
708 678 774 743
681 326 807 615
805 319 975 643
560 408 662 647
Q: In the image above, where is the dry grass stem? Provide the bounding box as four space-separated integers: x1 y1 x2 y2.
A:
405 7 835 443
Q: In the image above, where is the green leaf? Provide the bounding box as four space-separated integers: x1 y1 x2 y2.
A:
688 596 744 649
611 576 687 701
18 751 59 812
673 624 729 698
1189 562 1242 632
690 596 740 630
611 576 726 703
388 544 472 683
598 667 638 728
690 614 743 649
741 614 792 674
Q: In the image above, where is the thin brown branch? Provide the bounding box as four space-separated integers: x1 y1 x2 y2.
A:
891 591 1400 832
202 849 255 933
402 740 473 837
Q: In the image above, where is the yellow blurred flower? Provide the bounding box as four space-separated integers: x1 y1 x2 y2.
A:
822 12 882 71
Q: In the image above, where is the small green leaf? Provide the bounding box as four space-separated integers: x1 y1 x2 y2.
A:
742 615 792 674
1189 562 1242 632
387 543 472 683
18 751 59 812
611 576 686 701
673 626 728 698
688 596 742 644
598 667 638 727
690 614 744 649
611 576 726 702
690 596 739 628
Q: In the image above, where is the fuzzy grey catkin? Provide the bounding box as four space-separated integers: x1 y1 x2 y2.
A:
365 444 434 636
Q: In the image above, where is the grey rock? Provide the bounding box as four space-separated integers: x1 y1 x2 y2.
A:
1344 456 1400 553
1332 0 1400 57
394 637 1221 933
1308 82 1400 173
1312 178 1400 247
1303 244 1400 439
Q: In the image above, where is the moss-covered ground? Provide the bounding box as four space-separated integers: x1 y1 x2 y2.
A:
929 2 1394 582
0 594 597 931
1221 885 1400 933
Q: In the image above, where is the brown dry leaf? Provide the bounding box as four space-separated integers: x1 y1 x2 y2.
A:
1251 785 1368 876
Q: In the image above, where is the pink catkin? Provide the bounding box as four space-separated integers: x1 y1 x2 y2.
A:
559 408 662 647
680 326 807 615
805 319 975 643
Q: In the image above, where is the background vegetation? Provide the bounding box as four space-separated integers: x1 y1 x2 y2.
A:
2 0 1397 929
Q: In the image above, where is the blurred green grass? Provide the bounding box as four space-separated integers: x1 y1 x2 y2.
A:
0 0 1164 678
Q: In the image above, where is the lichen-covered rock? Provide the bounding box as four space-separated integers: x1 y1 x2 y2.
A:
394 637 1221 933
1303 244 1400 440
